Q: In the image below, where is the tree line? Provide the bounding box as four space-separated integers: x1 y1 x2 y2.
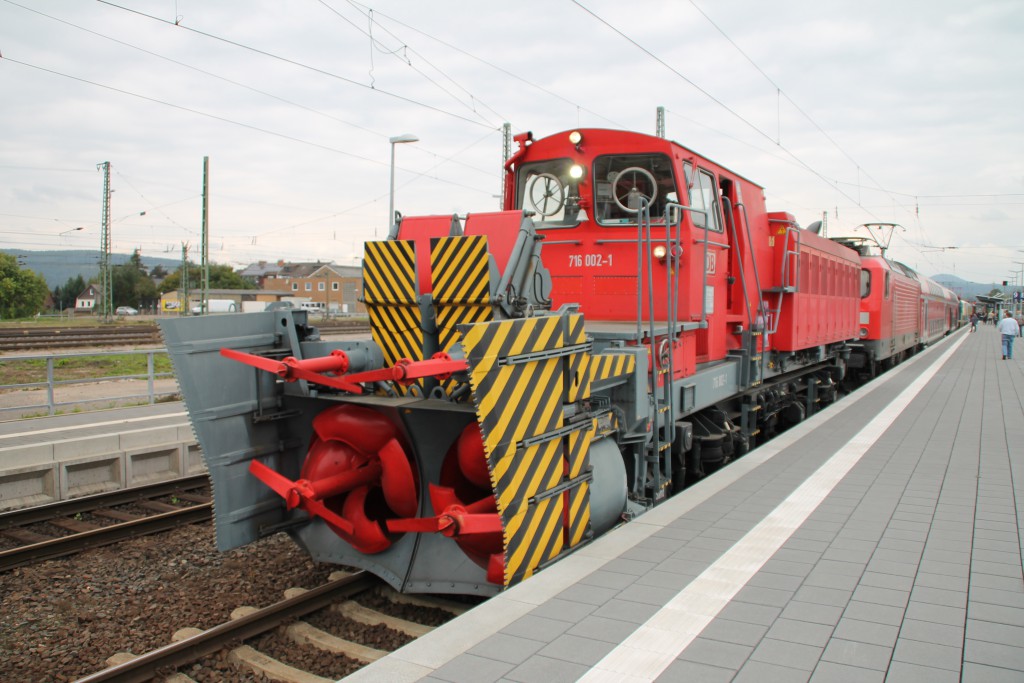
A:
1 250 253 319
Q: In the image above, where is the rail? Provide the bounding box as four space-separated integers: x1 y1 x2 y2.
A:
0 348 177 417
0 325 162 352
0 474 210 530
73 572 378 683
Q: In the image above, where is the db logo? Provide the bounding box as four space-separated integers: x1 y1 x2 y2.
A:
706 252 716 275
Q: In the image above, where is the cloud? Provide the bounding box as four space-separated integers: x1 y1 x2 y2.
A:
1 0 1021 284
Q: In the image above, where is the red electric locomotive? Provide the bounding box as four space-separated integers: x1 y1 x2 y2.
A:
162 128 940 596
834 234 959 377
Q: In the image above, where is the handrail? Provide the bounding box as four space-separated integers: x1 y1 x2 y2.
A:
721 197 754 331
0 348 177 417
736 201 767 332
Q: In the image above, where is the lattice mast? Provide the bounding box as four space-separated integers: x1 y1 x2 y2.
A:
97 161 112 322
201 156 210 313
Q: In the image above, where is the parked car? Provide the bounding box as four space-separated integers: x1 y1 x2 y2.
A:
115 306 139 316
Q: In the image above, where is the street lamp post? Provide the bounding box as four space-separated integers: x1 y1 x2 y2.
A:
323 268 331 320
388 134 419 238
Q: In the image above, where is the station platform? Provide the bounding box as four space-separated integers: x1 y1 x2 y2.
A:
347 326 1024 682
0 401 187 441
0 402 198 509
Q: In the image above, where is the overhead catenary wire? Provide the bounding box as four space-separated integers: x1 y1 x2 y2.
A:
5 1 877 229
95 0 498 132
316 0 511 129
568 0 881 225
0 56 496 199
568 0 980 268
3 0 497 179
681 0 931 246
345 0 629 132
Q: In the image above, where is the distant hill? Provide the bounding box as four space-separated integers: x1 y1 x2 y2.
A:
2 249 182 288
931 273 1007 300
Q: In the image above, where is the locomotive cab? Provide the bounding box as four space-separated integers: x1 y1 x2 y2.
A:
505 128 858 501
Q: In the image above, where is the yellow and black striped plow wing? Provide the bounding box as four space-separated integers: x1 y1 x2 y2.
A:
459 313 597 587
566 420 596 548
362 240 423 394
431 234 494 353
431 235 493 395
564 313 589 403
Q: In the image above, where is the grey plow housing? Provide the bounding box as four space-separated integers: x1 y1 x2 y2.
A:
159 311 496 596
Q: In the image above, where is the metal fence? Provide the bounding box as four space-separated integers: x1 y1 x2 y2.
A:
0 349 178 417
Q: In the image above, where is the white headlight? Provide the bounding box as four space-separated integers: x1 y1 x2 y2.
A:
568 131 583 145
569 164 584 179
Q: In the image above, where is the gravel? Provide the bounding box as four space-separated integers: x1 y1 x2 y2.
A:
0 522 334 682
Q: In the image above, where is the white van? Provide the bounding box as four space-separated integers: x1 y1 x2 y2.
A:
191 299 238 314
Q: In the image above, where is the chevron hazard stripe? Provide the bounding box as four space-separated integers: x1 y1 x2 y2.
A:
587 352 636 394
362 240 423 393
431 234 493 353
568 482 591 548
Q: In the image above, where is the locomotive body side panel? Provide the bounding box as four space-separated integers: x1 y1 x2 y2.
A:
918 275 958 345
856 256 919 362
768 214 860 352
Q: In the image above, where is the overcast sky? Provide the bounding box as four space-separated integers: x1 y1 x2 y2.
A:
2 0 1022 288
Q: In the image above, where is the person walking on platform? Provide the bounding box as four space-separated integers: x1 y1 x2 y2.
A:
997 311 1020 359
970 312 979 332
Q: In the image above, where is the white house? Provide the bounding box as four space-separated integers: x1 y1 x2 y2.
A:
75 284 101 312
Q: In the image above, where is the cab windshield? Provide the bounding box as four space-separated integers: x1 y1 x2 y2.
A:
594 153 677 225
516 158 581 228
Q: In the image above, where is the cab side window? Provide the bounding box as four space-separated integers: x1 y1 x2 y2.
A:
689 168 723 232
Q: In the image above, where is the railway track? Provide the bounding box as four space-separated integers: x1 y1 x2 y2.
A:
0 325 162 352
0 319 369 352
76 571 472 682
0 475 212 571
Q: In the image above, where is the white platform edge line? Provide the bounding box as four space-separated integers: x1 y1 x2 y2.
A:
579 333 967 682
0 411 188 441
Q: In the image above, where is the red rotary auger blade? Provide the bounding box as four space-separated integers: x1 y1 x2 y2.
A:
248 459 355 535
386 485 501 538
